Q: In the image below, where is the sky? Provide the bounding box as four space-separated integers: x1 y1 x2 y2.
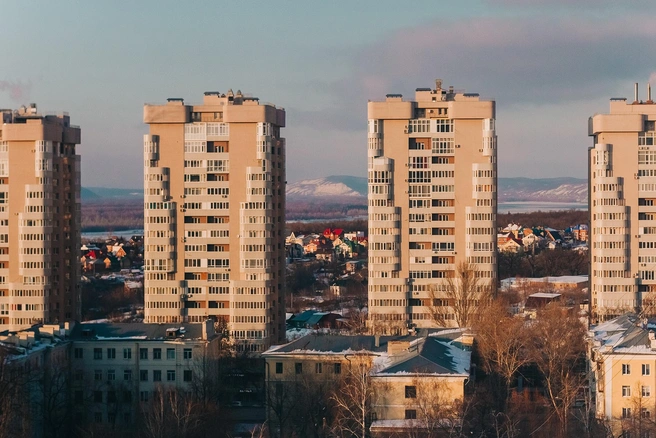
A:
1 1 656 188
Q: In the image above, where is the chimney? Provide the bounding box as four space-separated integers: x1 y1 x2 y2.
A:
374 333 380 348
202 319 214 340
635 82 640 103
435 79 443 92
648 83 653 103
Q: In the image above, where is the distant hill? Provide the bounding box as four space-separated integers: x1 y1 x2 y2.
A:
82 187 143 201
286 175 367 199
498 177 587 203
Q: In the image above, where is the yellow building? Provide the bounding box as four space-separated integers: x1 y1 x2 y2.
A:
589 314 656 436
589 84 656 321
142 90 286 352
367 80 497 330
0 104 81 330
263 330 471 437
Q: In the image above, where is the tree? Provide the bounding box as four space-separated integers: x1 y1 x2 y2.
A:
330 354 378 438
528 303 587 437
409 376 470 438
141 388 201 438
428 262 493 328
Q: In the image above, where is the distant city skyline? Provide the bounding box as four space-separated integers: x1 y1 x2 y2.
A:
2 1 656 188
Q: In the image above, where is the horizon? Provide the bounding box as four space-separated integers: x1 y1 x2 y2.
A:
3 2 655 187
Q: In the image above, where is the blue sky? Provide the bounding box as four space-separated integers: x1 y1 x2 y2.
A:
1 1 656 188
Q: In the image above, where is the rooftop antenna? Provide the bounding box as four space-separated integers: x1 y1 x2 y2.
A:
648 83 653 104
634 82 639 103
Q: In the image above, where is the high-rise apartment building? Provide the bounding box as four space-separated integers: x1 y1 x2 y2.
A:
0 104 81 329
589 84 656 321
143 90 286 351
367 81 497 330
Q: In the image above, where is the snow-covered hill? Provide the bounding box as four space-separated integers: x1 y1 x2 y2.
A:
286 175 367 199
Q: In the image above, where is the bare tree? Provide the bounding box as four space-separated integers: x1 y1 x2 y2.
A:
141 387 201 438
408 376 471 438
330 354 378 438
528 303 587 437
428 262 493 328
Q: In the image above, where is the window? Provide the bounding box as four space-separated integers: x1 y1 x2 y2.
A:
93 348 102 360
623 386 631 397
75 369 84 381
295 363 302 374
107 348 116 359
167 348 175 360
644 364 651 376
405 386 417 399
644 386 651 397
275 362 283 374
623 407 632 418
183 348 192 360
123 391 132 403
124 370 132 381
405 409 417 420
107 391 117 403
153 348 162 360
315 363 322 374
184 370 192 382
94 391 103 403
334 363 341 374
623 364 631 375
140 370 148 381
123 348 132 359
124 412 132 424
167 370 176 381
107 370 116 381
153 370 161 382
74 348 83 359
94 412 102 423
643 408 651 418
140 348 148 360
74 390 83 405
140 391 149 402
94 370 102 381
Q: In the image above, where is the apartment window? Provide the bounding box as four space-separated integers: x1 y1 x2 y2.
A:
166 348 175 360
107 370 116 381
623 407 632 418
93 348 102 360
334 363 341 374
94 370 102 381
167 370 176 381
183 348 192 360
140 370 148 381
644 364 651 376
124 370 132 381
107 348 116 359
644 386 652 397
405 409 417 420
153 348 162 360
315 363 322 374
295 363 302 374
184 370 192 382
140 348 148 360
123 348 132 359
405 386 417 399
94 412 102 423
275 362 283 374
643 408 651 418
108 391 117 403
153 370 162 382
124 412 132 424
140 391 149 402
74 348 83 359
94 391 103 403
623 364 631 375
74 390 83 405
75 369 84 381
623 386 631 397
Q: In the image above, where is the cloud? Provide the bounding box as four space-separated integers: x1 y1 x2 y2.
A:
0 80 32 102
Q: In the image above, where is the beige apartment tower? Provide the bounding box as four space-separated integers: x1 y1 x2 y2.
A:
589 84 656 321
367 81 497 330
143 90 286 351
0 104 81 330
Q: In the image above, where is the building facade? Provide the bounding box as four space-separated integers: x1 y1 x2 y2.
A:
589 84 656 321
367 81 497 330
0 104 81 330
143 90 286 351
